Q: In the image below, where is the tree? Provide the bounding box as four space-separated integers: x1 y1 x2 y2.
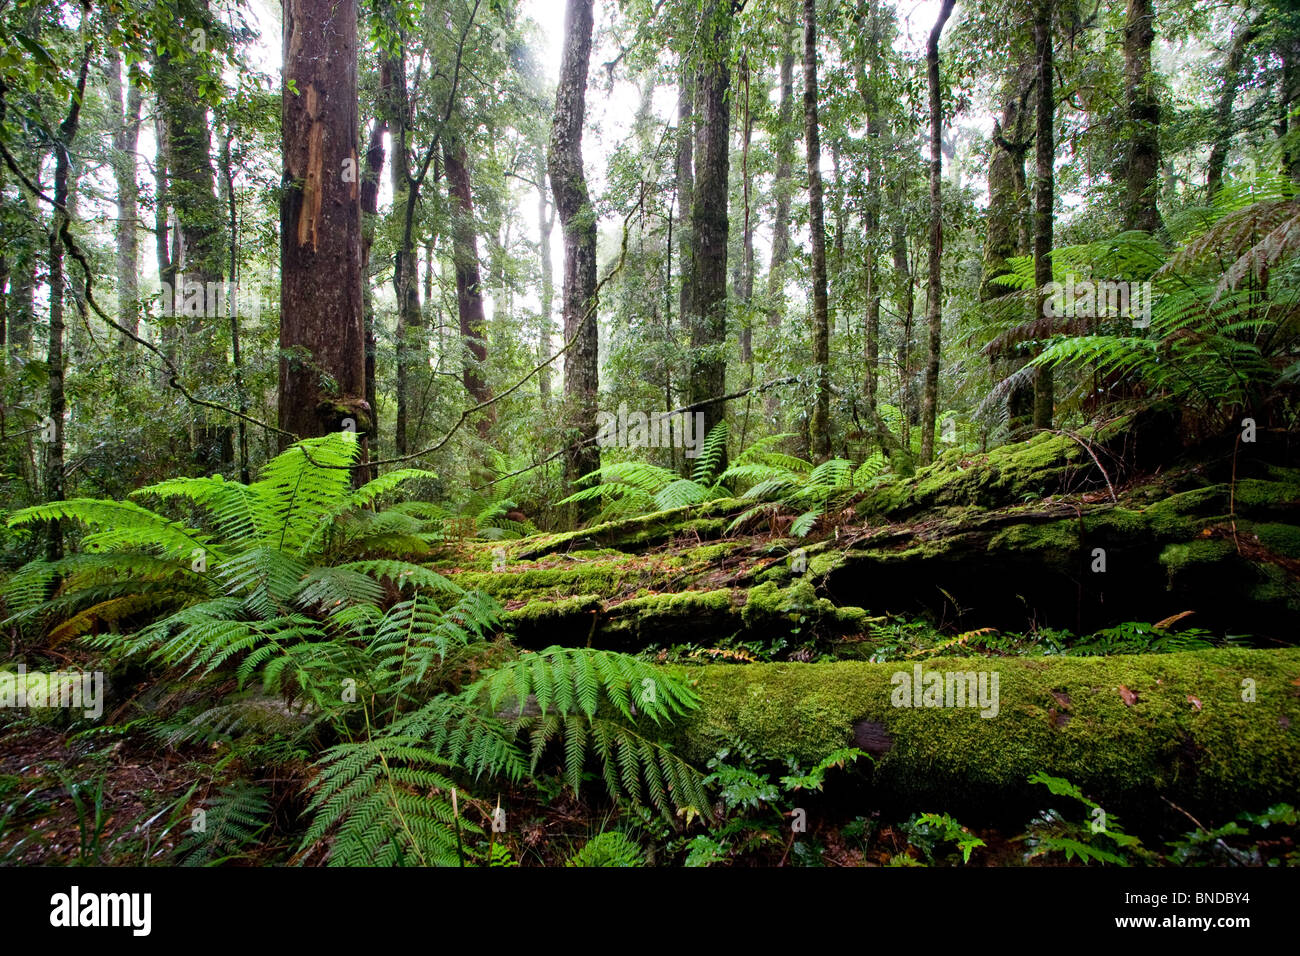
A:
1206 16 1258 200
763 25 796 427
550 0 600 489
280 0 368 443
1121 0 1163 233
444 132 494 434
106 43 142 349
920 0 956 464
684 0 733 468
983 52 1034 432
803 0 830 462
43 37 91 561
1031 0 1055 431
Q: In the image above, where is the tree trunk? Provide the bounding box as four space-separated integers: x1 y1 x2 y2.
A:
550 0 600 493
381 41 423 456
43 46 91 562
536 149 555 404
444 134 494 436
361 116 386 469
1032 0 1055 431
672 650 1300 810
675 53 695 339
764 33 796 425
1122 0 1163 233
7 180 38 356
803 0 830 462
983 58 1035 432
1206 20 1257 200
151 94 176 373
107 50 142 350
280 0 367 442
683 0 732 469
921 0 956 464
737 60 755 369
892 179 916 435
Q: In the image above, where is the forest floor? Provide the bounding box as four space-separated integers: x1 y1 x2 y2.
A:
2 420 1298 866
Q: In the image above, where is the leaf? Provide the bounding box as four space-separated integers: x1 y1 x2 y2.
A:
1118 684 1139 707
1188 695 1202 711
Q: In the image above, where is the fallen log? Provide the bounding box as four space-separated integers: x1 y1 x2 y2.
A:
668 648 1300 812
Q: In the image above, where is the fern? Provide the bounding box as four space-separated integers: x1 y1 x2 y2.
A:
565 830 644 867
175 780 272 866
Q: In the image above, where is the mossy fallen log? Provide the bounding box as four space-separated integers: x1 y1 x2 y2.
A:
669 648 1300 812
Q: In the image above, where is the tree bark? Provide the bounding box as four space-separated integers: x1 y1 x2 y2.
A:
550 0 600 492
536 149 555 404
675 54 695 339
43 45 91 561
1122 0 1163 233
684 0 732 469
1206 20 1257 200
107 49 142 349
380 39 424 456
983 56 1035 432
764 32 796 425
280 0 367 442
444 134 494 436
361 116 386 471
672 650 1300 810
1032 0 1055 431
803 0 831 462
921 0 956 464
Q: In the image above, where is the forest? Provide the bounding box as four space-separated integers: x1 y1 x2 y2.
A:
0 0 1297 872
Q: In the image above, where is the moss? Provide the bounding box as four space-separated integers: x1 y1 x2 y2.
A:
1244 522 1300 559
860 431 1094 517
503 593 603 627
1158 539 1237 574
1233 478 1300 512
987 521 1081 558
670 648 1300 805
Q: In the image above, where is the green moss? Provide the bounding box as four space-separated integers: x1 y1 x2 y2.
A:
1233 478 1300 511
1245 522 1300 559
1158 539 1237 574
670 648 1300 804
503 593 604 627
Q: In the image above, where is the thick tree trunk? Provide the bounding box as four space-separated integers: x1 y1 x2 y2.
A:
685 0 732 468
151 95 176 373
444 135 494 436
43 47 90 562
764 34 796 425
891 180 917 435
107 50 142 349
984 58 1035 432
1032 0 1055 431
672 650 1300 810
1206 21 1257 200
550 0 600 492
803 0 830 462
156 0 230 466
536 149 555 404
8 182 38 356
280 0 367 442
381 43 424 456
921 0 956 464
1122 0 1163 233
361 116 386 469
675 56 695 340
737 64 755 369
